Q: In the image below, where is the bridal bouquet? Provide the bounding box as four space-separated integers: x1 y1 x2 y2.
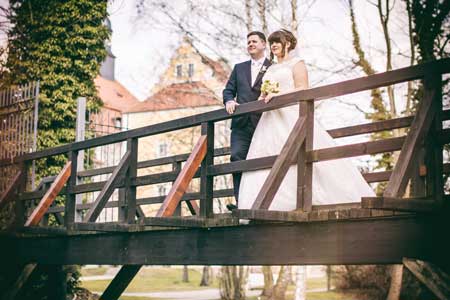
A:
261 80 280 95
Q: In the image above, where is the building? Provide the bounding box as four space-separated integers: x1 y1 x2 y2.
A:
123 37 232 216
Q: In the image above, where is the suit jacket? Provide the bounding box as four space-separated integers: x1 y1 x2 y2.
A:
223 58 271 129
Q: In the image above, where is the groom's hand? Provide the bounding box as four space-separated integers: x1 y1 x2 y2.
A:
225 100 239 114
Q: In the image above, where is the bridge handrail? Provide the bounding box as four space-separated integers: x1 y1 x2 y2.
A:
1 58 449 167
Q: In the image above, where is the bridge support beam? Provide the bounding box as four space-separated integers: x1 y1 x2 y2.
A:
3 216 448 268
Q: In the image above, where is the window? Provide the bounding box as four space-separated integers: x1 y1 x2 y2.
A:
158 185 167 196
114 117 122 129
176 64 182 78
188 63 194 77
157 142 168 157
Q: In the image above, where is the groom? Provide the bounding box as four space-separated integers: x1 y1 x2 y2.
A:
223 31 271 209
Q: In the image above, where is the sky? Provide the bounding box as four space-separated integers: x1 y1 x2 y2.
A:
0 0 414 146
108 0 412 130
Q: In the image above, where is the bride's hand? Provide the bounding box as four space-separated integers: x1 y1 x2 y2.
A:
258 93 267 101
264 93 275 103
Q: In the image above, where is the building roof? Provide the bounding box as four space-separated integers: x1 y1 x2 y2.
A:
126 82 221 113
198 53 230 84
94 76 139 112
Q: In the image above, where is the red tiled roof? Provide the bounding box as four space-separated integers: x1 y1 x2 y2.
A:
126 82 221 113
199 54 230 83
95 76 139 112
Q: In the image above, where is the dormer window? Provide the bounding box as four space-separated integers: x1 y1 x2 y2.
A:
157 141 168 157
188 63 194 78
114 117 122 129
176 65 182 78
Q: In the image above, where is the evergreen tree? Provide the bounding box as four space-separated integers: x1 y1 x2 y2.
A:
1 0 109 177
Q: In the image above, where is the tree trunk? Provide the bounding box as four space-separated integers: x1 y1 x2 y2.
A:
182 265 189 283
200 266 211 286
386 265 403 300
294 266 306 300
245 0 252 31
271 266 291 300
290 0 298 33
219 266 249 300
261 266 274 298
257 0 268 35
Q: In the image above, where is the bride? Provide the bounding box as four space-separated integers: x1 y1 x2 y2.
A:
238 30 375 211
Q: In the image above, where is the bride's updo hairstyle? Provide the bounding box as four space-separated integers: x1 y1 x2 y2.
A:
268 29 297 62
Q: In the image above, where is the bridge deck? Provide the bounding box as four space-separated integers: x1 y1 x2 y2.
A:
2 207 448 268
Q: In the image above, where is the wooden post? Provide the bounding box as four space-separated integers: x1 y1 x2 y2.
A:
65 151 78 228
200 122 214 218
15 161 28 228
48 265 67 300
173 161 182 217
424 74 443 205
75 97 85 222
297 100 314 211
126 138 138 224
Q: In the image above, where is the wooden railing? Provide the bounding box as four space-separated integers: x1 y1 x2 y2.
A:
0 58 449 231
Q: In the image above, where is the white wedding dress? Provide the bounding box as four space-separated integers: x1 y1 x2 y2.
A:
238 56 375 210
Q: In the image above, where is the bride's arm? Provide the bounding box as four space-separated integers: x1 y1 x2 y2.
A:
262 61 309 103
293 61 309 90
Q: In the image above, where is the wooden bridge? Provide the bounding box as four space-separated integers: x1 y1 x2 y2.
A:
1 59 450 299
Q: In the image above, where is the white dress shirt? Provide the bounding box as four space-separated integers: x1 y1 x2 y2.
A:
251 57 266 87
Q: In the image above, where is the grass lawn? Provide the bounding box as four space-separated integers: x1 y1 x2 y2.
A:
245 290 365 300
81 267 218 293
80 266 108 277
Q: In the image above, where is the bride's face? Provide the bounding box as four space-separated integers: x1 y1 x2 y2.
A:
271 41 290 58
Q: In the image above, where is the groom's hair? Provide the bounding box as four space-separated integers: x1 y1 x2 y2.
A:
247 31 266 43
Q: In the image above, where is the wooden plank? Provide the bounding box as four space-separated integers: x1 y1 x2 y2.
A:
8 215 444 266
100 265 142 300
143 216 239 228
328 115 414 138
3 59 448 169
403 258 450 300
72 222 146 232
361 196 437 212
233 209 309 222
156 135 207 217
77 147 229 178
2 263 37 300
384 75 438 198
307 136 405 162
252 117 306 210
25 162 72 226
0 170 22 210
83 151 131 222
44 189 234 214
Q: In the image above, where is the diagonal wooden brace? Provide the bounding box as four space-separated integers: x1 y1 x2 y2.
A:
0 170 23 211
384 79 438 198
84 150 131 223
252 117 306 210
25 161 71 226
156 135 207 217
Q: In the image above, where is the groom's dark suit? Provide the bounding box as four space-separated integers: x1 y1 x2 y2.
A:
223 58 271 201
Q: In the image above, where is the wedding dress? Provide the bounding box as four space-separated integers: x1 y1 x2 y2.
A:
238 56 375 210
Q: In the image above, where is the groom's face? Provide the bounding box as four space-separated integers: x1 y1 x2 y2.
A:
247 35 266 57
